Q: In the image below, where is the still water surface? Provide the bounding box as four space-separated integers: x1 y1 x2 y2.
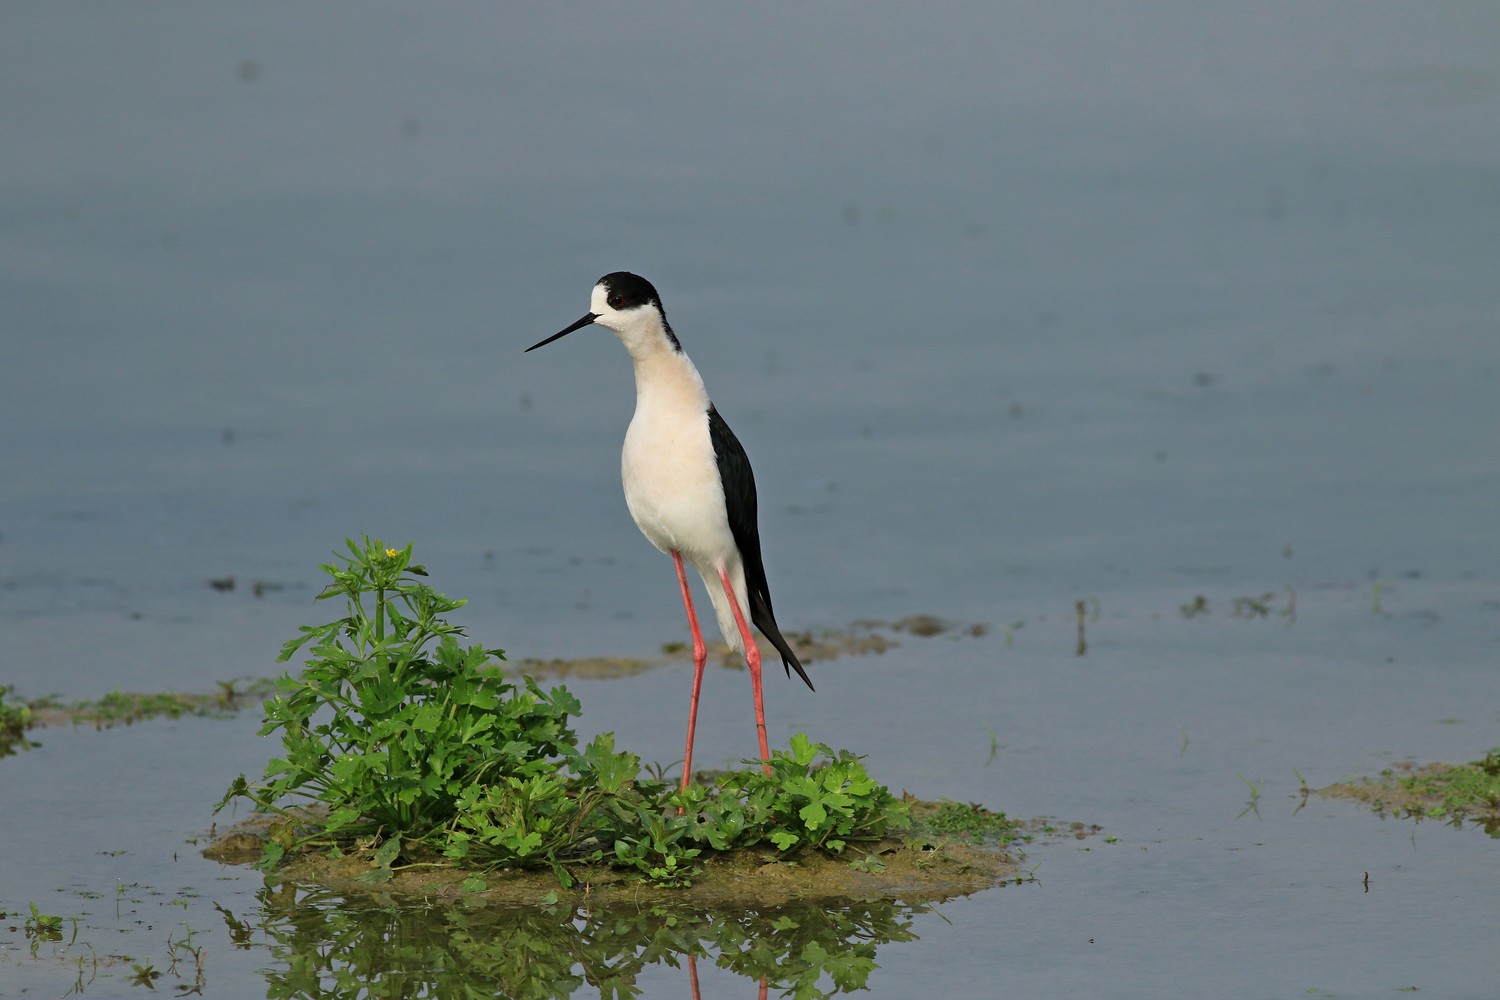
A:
3 4 1498 996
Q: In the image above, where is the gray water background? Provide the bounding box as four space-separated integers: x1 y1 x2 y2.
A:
3 4 1499 997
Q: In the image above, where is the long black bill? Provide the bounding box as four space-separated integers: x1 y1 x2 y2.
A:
525 313 597 352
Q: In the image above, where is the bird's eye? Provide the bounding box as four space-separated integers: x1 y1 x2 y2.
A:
607 293 624 310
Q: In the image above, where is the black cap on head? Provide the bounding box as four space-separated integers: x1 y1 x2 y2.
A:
599 271 679 349
598 271 661 313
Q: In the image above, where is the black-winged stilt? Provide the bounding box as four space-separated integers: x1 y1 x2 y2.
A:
526 272 814 788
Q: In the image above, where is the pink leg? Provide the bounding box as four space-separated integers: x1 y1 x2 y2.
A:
674 552 708 797
719 566 772 775
687 954 702 1000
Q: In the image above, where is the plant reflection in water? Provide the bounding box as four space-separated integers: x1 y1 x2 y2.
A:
237 878 945 999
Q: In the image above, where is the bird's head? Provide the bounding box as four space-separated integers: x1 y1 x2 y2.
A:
527 271 680 355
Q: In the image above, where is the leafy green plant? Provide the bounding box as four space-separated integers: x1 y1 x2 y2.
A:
217 538 596 858
129 961 161 988
217 536 916 885
25 902 64 941
714 734 910 854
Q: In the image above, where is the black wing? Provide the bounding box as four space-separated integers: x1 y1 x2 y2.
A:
707 404 814 691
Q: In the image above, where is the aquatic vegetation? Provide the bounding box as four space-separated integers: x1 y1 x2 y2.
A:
1237 772 1264 819
216 537 911 886
1319 750 1500 836
1180 587 1298 623
0 685 35 757
23 902 65 944
8 678 277 741
917 800 1028 847
5 911 207 996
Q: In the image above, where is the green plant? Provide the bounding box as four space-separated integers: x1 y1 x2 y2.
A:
25 901 63 941
713 734 910 854
1391 751 1500 825
217 537 915 886
0 685 36 758
920 801 1025 846
608 785 705 886
1236 772 1263 819
217 538 596 860
444 730 668 885
130 960 161 987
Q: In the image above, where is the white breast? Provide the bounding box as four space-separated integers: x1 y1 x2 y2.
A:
619 349 736 568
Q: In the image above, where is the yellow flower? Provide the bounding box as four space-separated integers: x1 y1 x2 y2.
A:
385 548 399 558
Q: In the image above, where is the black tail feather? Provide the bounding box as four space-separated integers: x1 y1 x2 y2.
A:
750 590 815 692
708 403 813 693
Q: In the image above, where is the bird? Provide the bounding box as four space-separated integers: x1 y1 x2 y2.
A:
526 271 813 790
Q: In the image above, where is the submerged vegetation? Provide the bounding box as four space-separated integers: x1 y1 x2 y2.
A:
1319 750 1500 837
214 538 947 890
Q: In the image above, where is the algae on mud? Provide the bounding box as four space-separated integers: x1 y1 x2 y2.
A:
1317 749 1500 837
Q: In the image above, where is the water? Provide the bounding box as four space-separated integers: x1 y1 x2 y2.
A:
3 3 1499 996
